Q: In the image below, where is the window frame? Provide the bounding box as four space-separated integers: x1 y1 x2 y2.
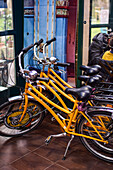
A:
0 0 24 104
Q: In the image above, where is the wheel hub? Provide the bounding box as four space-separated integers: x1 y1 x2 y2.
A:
4 109 31 129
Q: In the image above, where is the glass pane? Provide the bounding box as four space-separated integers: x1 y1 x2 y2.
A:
0 0 13 31
91 27 108 41
91 0 109 25
0 35 15 88
24 0 34 7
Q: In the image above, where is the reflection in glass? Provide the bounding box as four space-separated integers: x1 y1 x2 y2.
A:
91 27 108 41
24 0 34 7
0 0 13 31
91 0 109 25
0 35 15 88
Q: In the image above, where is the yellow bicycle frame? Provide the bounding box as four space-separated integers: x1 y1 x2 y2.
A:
39 65 93 107
20 81 108 144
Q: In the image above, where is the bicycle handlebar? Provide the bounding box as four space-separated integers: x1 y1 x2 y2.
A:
22 44 34 54
18 39 43 77
55 62 70 67
33 37 70 69
34 37 56 62
45 37 56 46
34 38 43 47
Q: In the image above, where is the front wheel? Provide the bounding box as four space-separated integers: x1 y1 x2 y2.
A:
78 111 113 163
0 99 45 137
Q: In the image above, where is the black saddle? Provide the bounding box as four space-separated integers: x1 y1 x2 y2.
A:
78 75 102 87
78 75 90 82
65 86 92 102
80 65 101 76
80 65 101 71
87 77 101 87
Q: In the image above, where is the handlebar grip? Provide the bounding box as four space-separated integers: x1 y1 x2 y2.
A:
34 39 43 47
56 62 70 67
46 37 56 46
22 44 34 54
36 77 49 82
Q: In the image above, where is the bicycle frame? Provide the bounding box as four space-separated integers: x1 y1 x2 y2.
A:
37 64 93 107
33 44 94 106
21 80 108 144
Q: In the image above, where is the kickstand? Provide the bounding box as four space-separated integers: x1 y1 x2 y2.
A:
62 135 74 160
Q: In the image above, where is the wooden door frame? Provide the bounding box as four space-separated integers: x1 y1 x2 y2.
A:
76 0 84 87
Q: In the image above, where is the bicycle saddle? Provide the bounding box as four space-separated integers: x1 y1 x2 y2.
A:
78 75 90 82
87 77 101 87
85 68 100 76
80 65 101 76
91 65 101 70
65 86 92 102
79 65 101 71
78 75 102 86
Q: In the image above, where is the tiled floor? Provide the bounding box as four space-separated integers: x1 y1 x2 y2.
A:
0 114 113 170
67 78 75 87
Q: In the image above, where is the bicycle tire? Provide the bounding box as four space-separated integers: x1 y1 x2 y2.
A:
0 99 45 137
78 111 113 163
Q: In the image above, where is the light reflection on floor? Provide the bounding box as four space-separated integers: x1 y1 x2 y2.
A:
67 77 76 87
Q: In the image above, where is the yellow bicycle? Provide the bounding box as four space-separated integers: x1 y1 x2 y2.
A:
0 43 113 162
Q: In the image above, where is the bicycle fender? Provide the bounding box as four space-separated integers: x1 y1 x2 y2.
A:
8 95 35 102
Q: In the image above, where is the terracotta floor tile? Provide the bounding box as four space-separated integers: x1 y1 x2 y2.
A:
0 114 113 169
33 122 61 138
0 139 30 165
0 160 6 168
12 133 45 151
11 152 53 170
53 135 81 148
0 136 11 145
0 165 17 170
34 140 72 163
46 163 69 170
56 145 113 170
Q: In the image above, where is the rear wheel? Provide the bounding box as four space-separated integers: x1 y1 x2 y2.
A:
78 111 113 163
0 99 45 137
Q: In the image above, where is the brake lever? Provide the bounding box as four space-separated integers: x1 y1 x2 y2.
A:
58 69 67 74
36 84 46 90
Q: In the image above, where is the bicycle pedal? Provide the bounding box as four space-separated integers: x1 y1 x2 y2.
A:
45 136 52 145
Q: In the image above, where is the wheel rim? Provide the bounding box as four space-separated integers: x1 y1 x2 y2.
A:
79 112 113 162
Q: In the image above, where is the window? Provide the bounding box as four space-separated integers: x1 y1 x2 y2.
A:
0 0 13 31
91 0 109 25
0 0 15 89
90 0 110 42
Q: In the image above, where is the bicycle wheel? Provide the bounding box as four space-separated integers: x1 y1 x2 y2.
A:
0 99 45 137
78 111 113 163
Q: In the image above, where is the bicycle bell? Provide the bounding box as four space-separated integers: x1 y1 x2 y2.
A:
29 70 38 80
49 57 57 64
